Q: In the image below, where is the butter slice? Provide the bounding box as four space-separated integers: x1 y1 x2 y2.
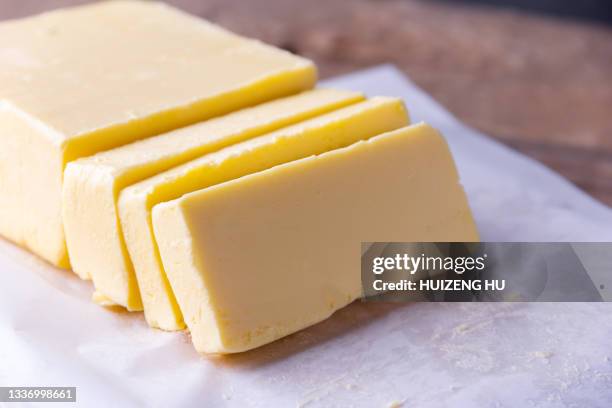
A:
120 97 409 329
153 124 479 353
0 0 315 267
62 89 363 312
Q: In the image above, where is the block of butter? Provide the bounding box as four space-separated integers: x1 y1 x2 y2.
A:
119 97 410 329
153 123 479 353
63 89 364 312
0 0 315 267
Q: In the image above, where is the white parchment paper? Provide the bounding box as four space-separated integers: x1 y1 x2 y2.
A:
1 65 611 408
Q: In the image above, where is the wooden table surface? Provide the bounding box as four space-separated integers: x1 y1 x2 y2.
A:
3 0 612 206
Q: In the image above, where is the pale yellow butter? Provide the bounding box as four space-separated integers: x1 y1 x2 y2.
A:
0 0 315 267
153 124 479 354
119 97 410 329
62 89 364 313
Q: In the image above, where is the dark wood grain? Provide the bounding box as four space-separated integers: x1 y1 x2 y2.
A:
2 0 612 206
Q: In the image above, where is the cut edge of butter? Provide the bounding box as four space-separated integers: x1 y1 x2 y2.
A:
153 122 479 353
119 97 410 330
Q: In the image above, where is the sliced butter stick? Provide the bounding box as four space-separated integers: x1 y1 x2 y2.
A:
153 123 479 353
0 0 315 268
120 97 410 330
63 89 363 311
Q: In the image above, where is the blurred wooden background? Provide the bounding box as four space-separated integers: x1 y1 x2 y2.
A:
3 0 612 205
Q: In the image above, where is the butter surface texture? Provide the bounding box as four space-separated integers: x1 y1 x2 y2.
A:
62 89 363 314
0 0 315 266
153 124 479 354
119 97 409 328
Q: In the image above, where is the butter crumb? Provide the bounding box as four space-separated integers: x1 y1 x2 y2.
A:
530 351 554 362
454 323 470 334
